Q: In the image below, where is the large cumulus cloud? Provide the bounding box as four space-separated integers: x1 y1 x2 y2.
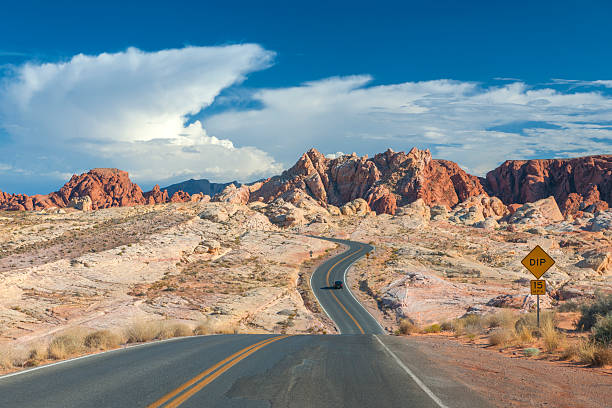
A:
0 45 281 193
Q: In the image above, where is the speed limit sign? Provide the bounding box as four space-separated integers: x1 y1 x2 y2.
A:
530 280 546 295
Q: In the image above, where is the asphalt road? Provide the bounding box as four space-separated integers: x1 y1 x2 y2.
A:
309 237 384 334
0 238 490 408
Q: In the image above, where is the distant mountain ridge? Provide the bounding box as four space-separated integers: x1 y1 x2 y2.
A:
162 178 239 197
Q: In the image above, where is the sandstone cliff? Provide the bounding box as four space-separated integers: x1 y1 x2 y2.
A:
485 155 611 216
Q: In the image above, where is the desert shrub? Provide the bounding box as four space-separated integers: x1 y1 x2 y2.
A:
486 310 517 329
454 314 486 337
124 321 161 343
48 332 86 360
423 324 441 333
592 346 612 367
522 347 540 357
398 319 418 335
576 340 597 364
515 311 556 337
591 313 612 345
516 325 534 346
440 321 453 331
572 340 612 367
212 323 239 334
488 328 514 346
577 293 612 331
84 330 123 350
158 322 193 339
193 321 211 335
558 300 581 312
26 344 48 366
0 349 14 370
541 320 563 352
561 342 580 361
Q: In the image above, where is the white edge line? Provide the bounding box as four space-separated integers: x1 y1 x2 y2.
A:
0 333 234 381
342 244 386 334
310 258 341 334
374 335 448 408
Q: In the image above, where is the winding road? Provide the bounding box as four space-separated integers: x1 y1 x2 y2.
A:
0 238 490 408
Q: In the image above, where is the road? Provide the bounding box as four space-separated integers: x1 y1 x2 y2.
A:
0 238 490 408
309 237 383 334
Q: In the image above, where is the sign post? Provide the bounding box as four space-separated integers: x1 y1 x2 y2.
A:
521 245 555 328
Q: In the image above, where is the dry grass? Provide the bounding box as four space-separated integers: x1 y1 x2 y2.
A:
48 329 88 360
486 310 517 329
158 322 193 339
516 325 535 346
541 320 564 352
488 328 515 346
25 343 48 366
193 321 211 335
0 319 216 373
84 330 123 350
423 323 442 333
398 319 418 335
0 349 15 370
211 322 240 334
124 320 161 343
592 346 612 367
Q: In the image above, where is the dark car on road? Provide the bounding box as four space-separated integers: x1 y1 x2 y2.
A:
333 280 343 289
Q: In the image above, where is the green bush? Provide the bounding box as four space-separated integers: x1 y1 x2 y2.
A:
591 313 612 345
577 293 612 331
558 300 581 312
423 323 441 333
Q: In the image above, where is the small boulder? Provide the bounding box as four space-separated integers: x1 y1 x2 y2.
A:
576 250 611 275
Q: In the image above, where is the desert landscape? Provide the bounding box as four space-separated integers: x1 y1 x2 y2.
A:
1 148 610 405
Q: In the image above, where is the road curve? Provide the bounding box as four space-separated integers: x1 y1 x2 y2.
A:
309 237 384 334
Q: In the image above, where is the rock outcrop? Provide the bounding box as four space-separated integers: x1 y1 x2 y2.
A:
486 155 612 216
144 185 169 205
245 147 487 215
0 169 187 211
508 196 565 225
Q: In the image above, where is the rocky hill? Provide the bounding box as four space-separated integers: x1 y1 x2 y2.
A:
214 148 488 214
0 168 200 211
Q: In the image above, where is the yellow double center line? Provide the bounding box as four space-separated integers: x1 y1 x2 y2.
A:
148 335 289 408
325 249 365 334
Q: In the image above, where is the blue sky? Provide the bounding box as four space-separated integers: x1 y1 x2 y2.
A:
1 0 611 194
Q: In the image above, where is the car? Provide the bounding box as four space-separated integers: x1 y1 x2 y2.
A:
333 280 343 289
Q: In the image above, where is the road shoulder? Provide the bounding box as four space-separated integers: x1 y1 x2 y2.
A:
381 335 612 408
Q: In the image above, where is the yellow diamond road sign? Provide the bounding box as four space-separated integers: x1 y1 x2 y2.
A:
522 245 555 279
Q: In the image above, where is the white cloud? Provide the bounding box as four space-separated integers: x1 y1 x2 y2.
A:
0 45 281 191
206 77 612 175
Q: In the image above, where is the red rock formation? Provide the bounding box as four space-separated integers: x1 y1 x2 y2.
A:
169 190 191 203
486 155 611 215
248 147 488 214
144 184 169 205
46 168 147 210
0 169 177 211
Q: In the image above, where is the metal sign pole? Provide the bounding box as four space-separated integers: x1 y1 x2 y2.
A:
537 294 540 328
